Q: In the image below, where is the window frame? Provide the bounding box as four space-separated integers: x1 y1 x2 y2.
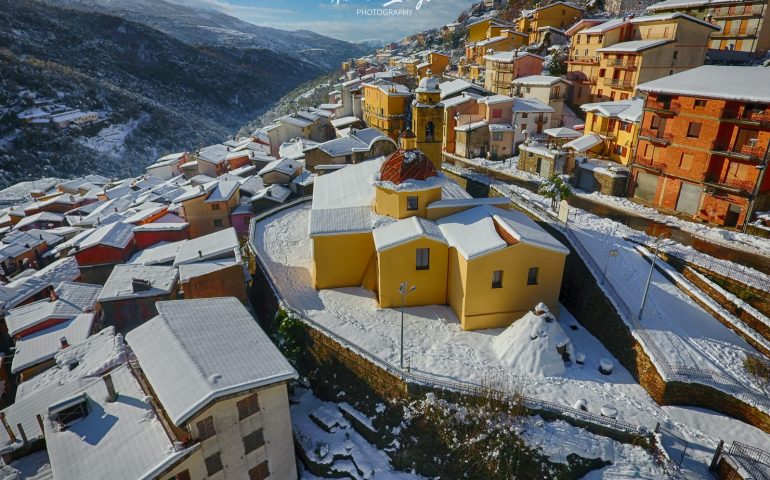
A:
492 270 503 289
213 219 224 228
248 461 270 480
686 122 702 138
237 393 260 421
196 416 216 441
211 203 221 211
527 267 539 286
416 248 430 271
406 196 419 211
205 452 223 476
243 428 265 454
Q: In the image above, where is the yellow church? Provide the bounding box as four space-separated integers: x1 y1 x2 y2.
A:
309 131 569 331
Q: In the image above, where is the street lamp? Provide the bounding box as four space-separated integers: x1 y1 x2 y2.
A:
398 281 416 370
638 233 667 322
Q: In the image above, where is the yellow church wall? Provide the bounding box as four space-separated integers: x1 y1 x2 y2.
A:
454 243 566 331
374 186 442 219
468 19 493 43
377 238 448 308
312 233 375 289
446 247 468 328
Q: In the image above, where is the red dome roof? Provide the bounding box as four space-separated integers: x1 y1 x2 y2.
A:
379 148 437 185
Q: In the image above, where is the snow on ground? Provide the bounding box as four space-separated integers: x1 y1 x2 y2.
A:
576 190 770 258
252 204 770 476
292 387 423 480
78 113 148 157
6 449 53 479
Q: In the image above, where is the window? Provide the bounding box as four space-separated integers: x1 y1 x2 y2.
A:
620 93 629 100
492 131 503 141
669 70 674 76
50 398 89 428
425 121 435 142
168 471 191 480
237 393 260 420
679 153 694 170
686 122 702 138
615 145 625 156
694 99 706 107
196 416 216 440
492 109 502 118
243 428 265 454
205 453 223 476
406 196 419 211
211 203 221 211
249 461 270 480
673 50 678 59
213 219 224 228
650 115 661 130
599 68 606 77
345 154 352 163
416 248 430 270
527 267 539 285
492 270 503 288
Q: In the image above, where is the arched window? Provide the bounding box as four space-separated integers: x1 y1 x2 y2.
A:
425 121 435 142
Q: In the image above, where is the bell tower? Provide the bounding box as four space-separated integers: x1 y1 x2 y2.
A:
411 70 444 168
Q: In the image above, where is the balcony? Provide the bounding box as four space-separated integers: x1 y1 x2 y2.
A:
721 108 770 126
639 128 673 145
602 78 634 90
534 116 548 124
549 92 568 101
646 100 680 115
635 154 666 172
712 5 763 18
713 26 759 38
703 172 756 195
711 142 766 162
568 55 599 65
607 58 638 69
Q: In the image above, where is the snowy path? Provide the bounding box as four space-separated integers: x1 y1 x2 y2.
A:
252 204 770 475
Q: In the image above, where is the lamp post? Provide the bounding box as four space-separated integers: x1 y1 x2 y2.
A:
638 233 667 321
398 281 416 369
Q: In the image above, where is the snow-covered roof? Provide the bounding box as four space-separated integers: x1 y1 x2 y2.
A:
250 185 292 204
309 127 395 158
204 179 239 203
6 282 101 337
581 98 644 123
436 205 568 259
121 205 167 225
75 221 134 251
128 241 181 266
364 81 411 96
279 114 314 128
178 260 239 283
647 0 742 10
427 197 511 210
196 144 230 164
544 127 582 138
489 123 514 132
126 298 297 425
631 12 722 30
455 120 488 132
480 94 515 105
310 206 375 236
173 183 215 204
512 75 569 86
97 264 178 302
578 18 629 34
258 158 301 177
439 79 489 99
563 133 603 152
373 216 446 252
279 138 318 160
173 227 239 266
10 313 94 374
442 92 481 108
330 116 363 129
636 66 770 103
44 364 193 480
311 157 382 211
484 51 544 63
513 97 555 113
133 222 188 232
597 39 672 53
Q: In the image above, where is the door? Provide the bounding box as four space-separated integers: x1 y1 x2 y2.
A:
675 182 702 216
633 171 659 202
724 203 742 228
578 169 595 192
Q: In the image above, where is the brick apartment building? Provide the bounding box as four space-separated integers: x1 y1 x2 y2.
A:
630 66 770 229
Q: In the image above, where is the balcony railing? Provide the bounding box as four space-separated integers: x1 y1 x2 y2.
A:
603 78 634 90
712 5 763 18
607 58 638 69
711 142 766 161
713 26 759 38
549 92 568 101
639 128 673 145
568 55 599 65
721 108 770 126
635 155 666 172
534 116 548 124
703 172 756 194
646 100 680 115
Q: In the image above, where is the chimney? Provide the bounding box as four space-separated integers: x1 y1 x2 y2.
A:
0 413 15 443
198 250 203 258
131 278 152 293
104 374 118 402
59 336 69 349
16 423 27 445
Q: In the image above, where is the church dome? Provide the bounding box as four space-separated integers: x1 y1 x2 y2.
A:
416 72 440 93
379 147 437 185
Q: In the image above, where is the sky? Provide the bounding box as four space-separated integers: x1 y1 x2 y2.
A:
167 0 479 42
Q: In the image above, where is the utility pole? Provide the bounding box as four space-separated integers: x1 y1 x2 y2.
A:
638 233 666 321
399 281 416 369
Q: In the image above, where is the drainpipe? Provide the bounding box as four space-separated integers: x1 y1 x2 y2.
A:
741 138 770 233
